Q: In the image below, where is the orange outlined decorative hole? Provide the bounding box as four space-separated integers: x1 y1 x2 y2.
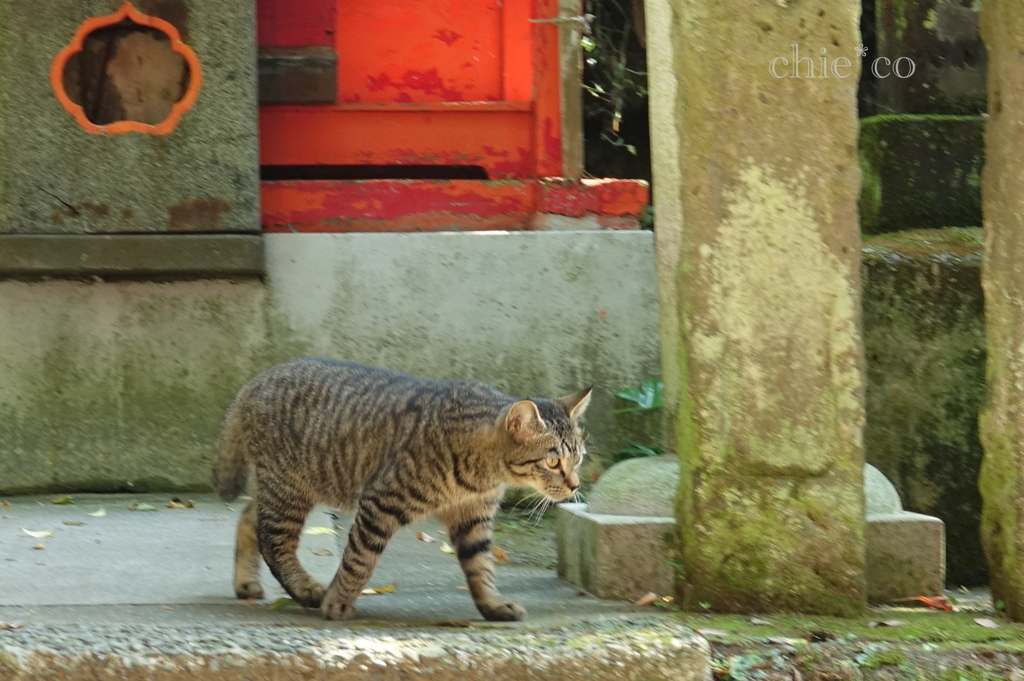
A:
51 2 202 135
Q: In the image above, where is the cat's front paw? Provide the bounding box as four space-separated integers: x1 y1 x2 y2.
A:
234 580 264 600
292 582 326 609
479 599 526 622
321 589 356 621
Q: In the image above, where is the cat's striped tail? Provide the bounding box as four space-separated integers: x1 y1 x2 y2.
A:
212 400 249 501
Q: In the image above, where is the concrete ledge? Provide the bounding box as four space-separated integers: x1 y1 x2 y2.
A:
0 235 265 280
556 503 676 600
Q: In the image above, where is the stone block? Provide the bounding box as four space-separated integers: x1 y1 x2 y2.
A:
862 228 985 586
587 455 679 517
867 512 946 602
859 115 984 234
875 0 985 115
556 503 675 600
0 0 259 235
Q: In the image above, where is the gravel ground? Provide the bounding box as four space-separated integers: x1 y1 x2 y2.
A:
0 617 711 680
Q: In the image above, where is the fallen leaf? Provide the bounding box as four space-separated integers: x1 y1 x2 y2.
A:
0 622 23 630
87 508 107 517
868 620 906 628
361 584 397 595
311 548 333 557
457 585 470 591
51 496 74 505
163 606 174 611
22 528 54 538
634 592 659 607
958 585 971 595
32 543 46 550
303 526 338 536
767 637 806 646
749 617 771 626
439 542 455 554
975 617 1000 629
696 628 729 637
166 497 195 509
891 595 952 611
128 502 157 512
416 531 437 543
268 598 298 611
63 521 85 526
492 546 511 563
0 500 11 511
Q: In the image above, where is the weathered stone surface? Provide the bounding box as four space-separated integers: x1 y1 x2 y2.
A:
862 228 986 587
556 502 676 600
0 234 264 279
588 455 678 516
875 0 985 115
859 115 983 234
864 464 946 601
0 0 259 235
651 0 866 615
978 0 1024 622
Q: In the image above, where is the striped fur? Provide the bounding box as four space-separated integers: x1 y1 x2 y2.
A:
213 357 591 621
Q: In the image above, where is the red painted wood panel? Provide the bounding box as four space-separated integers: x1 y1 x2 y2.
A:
257 0 335 48
335 0 502 103
259 105 535 178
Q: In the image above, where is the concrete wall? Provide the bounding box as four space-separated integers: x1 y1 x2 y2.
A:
0 231 660 494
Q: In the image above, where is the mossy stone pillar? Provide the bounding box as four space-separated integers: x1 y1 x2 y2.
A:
978 0 1024 623
648 0 866 614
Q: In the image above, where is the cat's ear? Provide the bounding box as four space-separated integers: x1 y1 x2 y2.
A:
505 400 545 444
560 387 593 421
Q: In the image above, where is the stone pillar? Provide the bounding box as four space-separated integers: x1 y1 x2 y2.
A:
648 0 867 614
978 0 1024 623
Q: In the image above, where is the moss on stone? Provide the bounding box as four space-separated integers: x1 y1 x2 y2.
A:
862 228 987 586
859 116 984 234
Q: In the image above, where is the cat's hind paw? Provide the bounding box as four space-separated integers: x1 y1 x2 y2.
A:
234 580 264 600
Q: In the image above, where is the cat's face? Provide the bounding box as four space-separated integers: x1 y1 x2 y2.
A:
502 388 592 501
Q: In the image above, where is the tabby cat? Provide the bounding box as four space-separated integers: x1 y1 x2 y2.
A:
213 357 592 622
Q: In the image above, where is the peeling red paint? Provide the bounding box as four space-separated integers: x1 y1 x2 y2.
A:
434 29 462 46
366 69 464 102
261 179 649 233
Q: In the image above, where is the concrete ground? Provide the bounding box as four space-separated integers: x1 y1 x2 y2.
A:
0 494 711 680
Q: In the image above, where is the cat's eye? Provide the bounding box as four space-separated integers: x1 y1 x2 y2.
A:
545 452 560 468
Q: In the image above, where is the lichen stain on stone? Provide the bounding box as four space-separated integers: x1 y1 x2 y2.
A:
691 161 863 475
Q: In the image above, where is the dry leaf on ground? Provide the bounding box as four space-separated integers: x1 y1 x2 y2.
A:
361 584 396 595
633 592 659 607
750 617 771 626
128 502 157 512
0 500 11 511
22 529 54 539
457 585 470 591
439 542 455 554
975 617 1000 629
0 622 23 631
303 526 338 536
697 628 729 637
31 543 46 550
267 597 298 611
311 548 333 557
51 496 74 505
87 508 107 517
491 546 510 563
416 531 437 543
63 521 84 527
166 498 195 509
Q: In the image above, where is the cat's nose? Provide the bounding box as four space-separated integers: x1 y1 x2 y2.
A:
567 481 580 492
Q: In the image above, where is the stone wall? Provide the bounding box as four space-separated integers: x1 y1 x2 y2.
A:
0 231 660 494
862 227 986 587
